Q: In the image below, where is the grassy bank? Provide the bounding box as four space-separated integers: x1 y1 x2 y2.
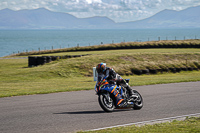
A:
79 117 200 133
35 48 200 76
9 39 200 57
0 48 200 97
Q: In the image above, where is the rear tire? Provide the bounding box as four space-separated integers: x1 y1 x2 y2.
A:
98 94 114 112
132 90 143 110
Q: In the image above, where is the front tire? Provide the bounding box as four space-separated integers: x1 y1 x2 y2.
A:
98 94 114 112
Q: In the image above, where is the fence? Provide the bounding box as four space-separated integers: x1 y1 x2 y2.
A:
12 35 199 56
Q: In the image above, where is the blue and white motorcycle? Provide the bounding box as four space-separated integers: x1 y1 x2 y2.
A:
94 77 143 112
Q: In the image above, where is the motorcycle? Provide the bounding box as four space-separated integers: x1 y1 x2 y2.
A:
95 78 143 112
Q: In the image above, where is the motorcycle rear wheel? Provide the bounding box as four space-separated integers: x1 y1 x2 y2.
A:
98 94 114 112
132 90 143 110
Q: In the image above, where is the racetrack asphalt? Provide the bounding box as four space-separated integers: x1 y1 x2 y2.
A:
0 81 200 133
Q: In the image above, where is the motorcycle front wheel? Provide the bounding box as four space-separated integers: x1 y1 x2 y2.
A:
98 94 114 112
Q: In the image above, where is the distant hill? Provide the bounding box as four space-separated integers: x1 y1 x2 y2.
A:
118 6 200 29
0 6 200 29
0 8 116 29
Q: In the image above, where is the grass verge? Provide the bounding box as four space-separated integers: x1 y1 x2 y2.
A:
78 117 200 133
0 48 200 98
9 39 200 56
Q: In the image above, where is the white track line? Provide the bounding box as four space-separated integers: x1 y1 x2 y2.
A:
88 113 200 131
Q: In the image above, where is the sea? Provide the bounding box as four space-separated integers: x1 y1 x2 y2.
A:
0 29 200 57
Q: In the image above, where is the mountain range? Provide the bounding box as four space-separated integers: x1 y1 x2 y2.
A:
0 6 200 29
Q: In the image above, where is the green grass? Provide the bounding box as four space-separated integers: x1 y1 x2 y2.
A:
0 48 200 97
78 117 200 133
9 39 200 56
26 48 200 76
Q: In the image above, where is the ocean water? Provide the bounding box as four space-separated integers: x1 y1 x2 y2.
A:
0 29 200 57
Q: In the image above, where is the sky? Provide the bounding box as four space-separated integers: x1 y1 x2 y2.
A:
0 0 200 22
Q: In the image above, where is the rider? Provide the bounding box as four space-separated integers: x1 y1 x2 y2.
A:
96 63 133 107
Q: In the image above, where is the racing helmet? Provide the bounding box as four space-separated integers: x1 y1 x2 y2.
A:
96 63 106 73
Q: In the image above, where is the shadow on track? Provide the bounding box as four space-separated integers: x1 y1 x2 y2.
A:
54 110 104 114
54 109 132 114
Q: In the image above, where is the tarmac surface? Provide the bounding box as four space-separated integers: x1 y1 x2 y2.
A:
0 81 200 133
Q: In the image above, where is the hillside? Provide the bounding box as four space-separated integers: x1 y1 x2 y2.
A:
0 6 200 29
0 8 116 29
119 6 200 28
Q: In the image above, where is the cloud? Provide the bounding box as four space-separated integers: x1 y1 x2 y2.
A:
0 0 200 22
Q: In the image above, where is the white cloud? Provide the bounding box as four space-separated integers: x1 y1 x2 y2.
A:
53 3 58 6
0 0 200 22
1 2 8 6
85 0 102 4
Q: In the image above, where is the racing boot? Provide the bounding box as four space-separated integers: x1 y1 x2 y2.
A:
119 79 133 97
122 83 133 97
126 85 133 97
